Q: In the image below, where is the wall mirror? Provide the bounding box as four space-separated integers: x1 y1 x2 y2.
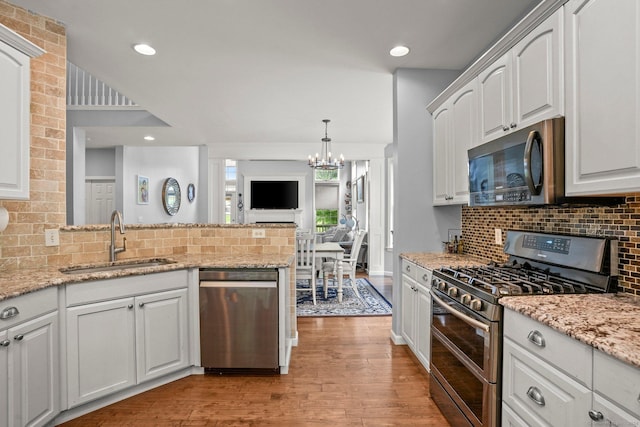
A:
162 177 181 215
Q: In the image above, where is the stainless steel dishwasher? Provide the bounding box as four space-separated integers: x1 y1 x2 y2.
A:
199 268 279 372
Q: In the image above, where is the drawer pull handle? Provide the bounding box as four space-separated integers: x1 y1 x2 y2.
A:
588 410 604 421
422 274 429 282
527 330 546 348
526 386 545 406
405 265 411 272
127 304 134 309
0 340 9 347
14 334 24 341
0 306 19 320
139 302 145 308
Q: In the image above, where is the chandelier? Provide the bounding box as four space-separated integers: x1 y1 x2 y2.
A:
308 119 344 170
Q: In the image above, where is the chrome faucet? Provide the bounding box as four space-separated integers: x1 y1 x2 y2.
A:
109 210 126 262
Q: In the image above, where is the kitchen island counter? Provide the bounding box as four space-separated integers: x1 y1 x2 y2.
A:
501 293 640 369
400 252 488 269
0 253 294 302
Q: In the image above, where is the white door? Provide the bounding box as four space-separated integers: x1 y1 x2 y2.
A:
135 289 188 383
0 330 8 427
67 298 136 407
10 312 59 427
86 180 115 224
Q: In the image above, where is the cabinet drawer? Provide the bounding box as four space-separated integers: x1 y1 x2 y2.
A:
401 259 417 280
503 308 592 386
66 270 188 306
503 337 591 427
416 266 432 288
0 287 57 330
593 349 640 419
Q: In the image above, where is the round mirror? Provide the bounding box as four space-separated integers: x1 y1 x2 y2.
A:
162 177 181 215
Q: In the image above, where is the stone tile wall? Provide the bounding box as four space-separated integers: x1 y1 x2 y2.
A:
0 1 67 271
461 195 640 295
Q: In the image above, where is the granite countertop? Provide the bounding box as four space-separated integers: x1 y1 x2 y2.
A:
501 293 640 369
400 252 488 269
0 253 294 302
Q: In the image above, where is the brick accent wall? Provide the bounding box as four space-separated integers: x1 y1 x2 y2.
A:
461 195 640 295
0 1 67 271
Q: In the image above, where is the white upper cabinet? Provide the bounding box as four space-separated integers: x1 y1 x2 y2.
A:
0 26 44 200
433 80 478 205
564 0 640 196
480 9 563 144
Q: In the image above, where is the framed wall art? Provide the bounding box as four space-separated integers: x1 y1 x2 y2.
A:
137 175 149 204
356 176 364 203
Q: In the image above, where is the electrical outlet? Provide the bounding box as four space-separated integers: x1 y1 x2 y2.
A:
252 229 266 238
45 229 59 247
494 228 502 245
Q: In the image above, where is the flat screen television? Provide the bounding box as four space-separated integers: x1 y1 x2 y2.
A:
250 180 298 209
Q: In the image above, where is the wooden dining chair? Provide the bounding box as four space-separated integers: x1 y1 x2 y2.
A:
295 231 317 305
321 229 367 299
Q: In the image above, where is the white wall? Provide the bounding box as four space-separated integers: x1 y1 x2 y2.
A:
86 148 116 177
391 68 462 337
120 146 208 224
237 160 314 227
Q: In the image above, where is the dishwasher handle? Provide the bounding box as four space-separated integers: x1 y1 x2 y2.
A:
200 280 277 288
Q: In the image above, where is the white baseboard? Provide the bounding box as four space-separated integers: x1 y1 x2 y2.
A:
390 329 406 345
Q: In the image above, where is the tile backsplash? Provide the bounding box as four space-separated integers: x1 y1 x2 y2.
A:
461 194 640 295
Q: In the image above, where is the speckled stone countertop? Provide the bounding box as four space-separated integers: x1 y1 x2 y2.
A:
501 294 640 369
400 252 488 269
0 253 294 302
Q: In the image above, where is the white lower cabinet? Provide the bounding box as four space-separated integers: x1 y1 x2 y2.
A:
66 271 189 408
0 288 59 427
400 259 432 369
503 308 640 426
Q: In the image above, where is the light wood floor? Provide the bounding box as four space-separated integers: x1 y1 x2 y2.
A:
60 315 449 426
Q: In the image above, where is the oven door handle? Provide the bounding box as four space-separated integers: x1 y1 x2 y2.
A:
431 291 489 333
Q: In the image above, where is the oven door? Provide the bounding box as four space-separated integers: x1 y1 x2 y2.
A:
430 288 501 427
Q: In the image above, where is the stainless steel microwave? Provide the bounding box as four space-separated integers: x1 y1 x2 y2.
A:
468 118 565 206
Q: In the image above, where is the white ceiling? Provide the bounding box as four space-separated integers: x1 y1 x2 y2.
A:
11 0 539 159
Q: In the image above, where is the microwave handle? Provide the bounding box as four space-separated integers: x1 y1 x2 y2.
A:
523 130 542 195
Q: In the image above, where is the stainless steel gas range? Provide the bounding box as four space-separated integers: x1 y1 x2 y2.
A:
429 230 618 427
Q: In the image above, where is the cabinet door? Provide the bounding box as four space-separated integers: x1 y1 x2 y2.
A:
592 392 640 427
0 41 30 199
565 0 640 195
503 338 591 426
432 106 451 204
400 274 417 349
67 298 136 407
450 81 477 203
135 289 188 383
513 9 563 129
0 330 8 427
415 285 431 368
479 52 512 143
9 311 58 427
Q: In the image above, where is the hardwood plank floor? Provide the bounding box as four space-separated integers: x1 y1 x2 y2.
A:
60 315 449 426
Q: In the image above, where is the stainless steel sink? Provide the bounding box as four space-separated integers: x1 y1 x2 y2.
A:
59 258 176 274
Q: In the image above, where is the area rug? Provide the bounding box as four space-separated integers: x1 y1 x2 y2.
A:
296 278 392 317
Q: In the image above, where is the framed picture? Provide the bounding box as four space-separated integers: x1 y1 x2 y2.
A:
356 176 364 203
187 183 196 202
137 175 149 204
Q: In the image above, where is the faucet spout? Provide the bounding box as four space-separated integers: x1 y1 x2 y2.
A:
110 210 126 262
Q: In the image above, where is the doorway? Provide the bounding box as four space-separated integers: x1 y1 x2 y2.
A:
85 179 115 224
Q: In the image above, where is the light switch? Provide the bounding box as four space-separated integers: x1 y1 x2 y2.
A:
494 228 502 245
45 229 59 246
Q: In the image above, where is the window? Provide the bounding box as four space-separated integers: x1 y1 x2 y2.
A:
224 159 237 224
386 157 394 248
314 170 339 233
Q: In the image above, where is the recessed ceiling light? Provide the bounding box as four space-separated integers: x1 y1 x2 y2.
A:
143 135 155 141
390 45 410 57
133 43 156 56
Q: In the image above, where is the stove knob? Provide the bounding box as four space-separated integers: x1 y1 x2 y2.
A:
438 282 447 292
461 294 471 305
469 299 482 311
447 287 458 298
